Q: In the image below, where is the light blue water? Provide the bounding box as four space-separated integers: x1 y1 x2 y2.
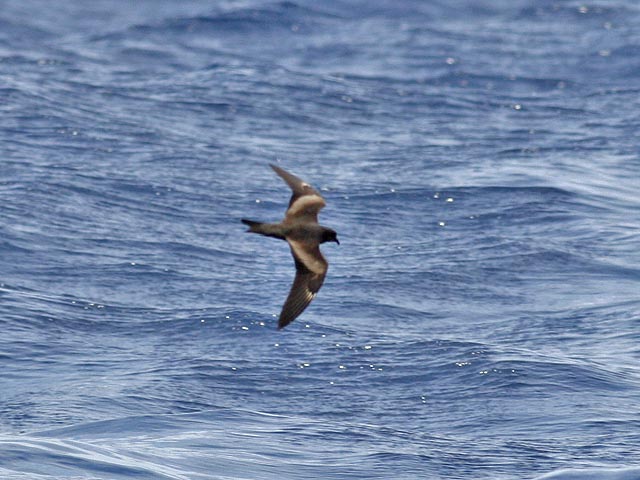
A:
1 1 640 479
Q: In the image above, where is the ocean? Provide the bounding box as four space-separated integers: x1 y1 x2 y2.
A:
1 1 639 479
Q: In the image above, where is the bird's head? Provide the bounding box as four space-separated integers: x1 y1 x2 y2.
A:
322 228 340 245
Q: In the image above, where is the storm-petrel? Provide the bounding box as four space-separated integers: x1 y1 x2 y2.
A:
242 164 339 329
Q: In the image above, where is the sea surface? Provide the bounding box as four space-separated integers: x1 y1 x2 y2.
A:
1 1 640 479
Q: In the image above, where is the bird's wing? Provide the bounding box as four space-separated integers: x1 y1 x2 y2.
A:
278 239 328 329
270 164 326 223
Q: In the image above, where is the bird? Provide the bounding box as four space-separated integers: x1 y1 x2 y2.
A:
242 164 339 329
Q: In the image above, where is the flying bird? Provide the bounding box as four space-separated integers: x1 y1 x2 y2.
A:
242 164 339 329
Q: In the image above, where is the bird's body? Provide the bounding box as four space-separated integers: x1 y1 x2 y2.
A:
242 164 339 329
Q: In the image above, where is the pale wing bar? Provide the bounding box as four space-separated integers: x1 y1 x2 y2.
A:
287 194 326 220
270 164 326 221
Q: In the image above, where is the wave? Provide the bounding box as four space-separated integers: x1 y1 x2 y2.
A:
534 466 640 480
0 437 180 480
92 1 341 43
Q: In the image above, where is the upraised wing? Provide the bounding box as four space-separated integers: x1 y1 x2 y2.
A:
278 239 328 329
270 164 326 223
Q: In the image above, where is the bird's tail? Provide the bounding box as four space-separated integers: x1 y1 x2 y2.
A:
241 219 263 232
241 219 286 240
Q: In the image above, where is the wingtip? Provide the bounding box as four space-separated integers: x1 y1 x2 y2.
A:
277 314 295 330
269 163 288 178
277 318 288 330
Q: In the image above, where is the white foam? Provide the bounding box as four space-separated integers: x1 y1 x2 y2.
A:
534 467 640 480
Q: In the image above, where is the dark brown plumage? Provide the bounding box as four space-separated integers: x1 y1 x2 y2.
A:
242 164 339 329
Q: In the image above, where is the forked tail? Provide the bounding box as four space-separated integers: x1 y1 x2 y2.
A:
241 219 286 240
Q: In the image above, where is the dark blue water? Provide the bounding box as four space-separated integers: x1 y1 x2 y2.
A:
2 1 640 479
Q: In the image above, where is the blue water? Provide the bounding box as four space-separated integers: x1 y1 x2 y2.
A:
1 1 640 479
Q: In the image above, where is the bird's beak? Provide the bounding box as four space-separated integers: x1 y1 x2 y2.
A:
335 238 340 245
